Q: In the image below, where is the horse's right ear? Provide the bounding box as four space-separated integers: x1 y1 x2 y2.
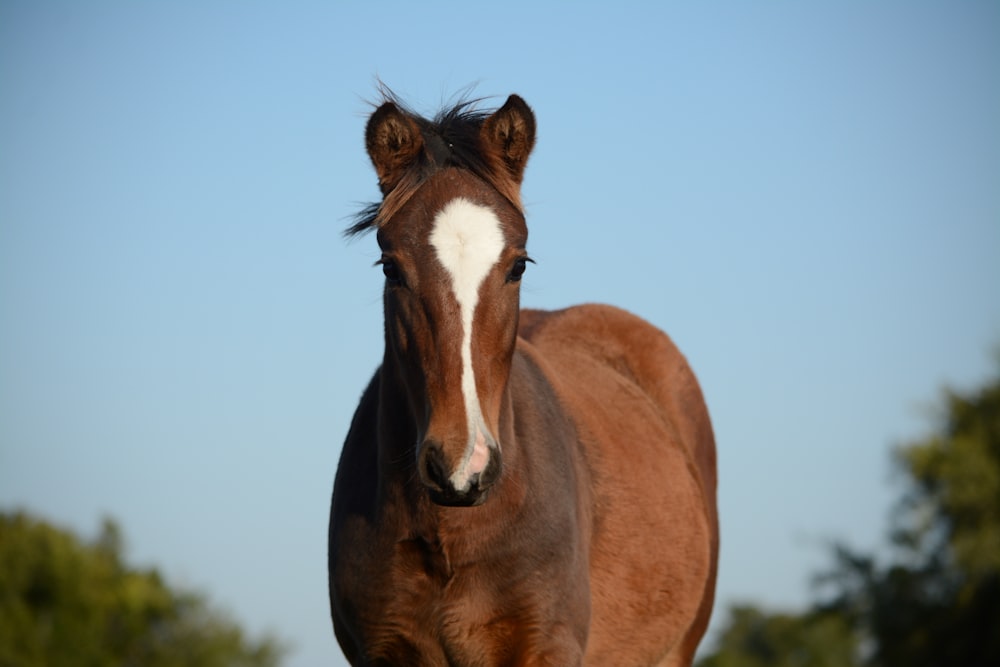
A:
366 102 424 195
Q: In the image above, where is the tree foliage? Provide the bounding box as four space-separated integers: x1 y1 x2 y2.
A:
696 606 856 667
0 512 286 667
699 363 1000 667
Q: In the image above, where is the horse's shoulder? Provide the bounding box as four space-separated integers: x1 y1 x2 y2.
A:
517 303 715 492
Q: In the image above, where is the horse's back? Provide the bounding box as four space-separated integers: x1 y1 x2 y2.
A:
518 304 718 666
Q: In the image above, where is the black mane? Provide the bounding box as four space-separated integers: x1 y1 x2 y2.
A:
345 94 501 238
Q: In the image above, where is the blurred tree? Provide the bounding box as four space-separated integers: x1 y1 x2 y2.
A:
0 511 286 667
819 364 1000 667
696 605 857 667
700 363 1000 667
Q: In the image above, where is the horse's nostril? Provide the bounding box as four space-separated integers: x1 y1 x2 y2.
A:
419 440 498 507
420 443 450 491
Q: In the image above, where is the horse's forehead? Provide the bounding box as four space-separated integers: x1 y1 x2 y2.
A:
430 198 506 284
383 169 523 244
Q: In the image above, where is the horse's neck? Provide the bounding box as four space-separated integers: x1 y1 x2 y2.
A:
373 357 420 475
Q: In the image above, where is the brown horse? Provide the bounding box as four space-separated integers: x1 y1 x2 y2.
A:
328 93 718 666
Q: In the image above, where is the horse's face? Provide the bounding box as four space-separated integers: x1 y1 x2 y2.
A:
364 96 536 507
377 171 528 506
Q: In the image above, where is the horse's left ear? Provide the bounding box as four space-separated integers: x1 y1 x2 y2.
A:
481 95 536 185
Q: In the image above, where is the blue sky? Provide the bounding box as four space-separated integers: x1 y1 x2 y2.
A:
1 2 998 665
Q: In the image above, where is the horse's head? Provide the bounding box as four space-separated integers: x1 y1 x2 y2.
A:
353 94 536 507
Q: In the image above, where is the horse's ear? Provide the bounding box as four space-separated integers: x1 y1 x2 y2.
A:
366 102 424 195
481 95 536 185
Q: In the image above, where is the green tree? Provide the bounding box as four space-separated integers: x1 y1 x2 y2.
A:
696 606 857 667
820 364 1000 667
0 511 286 667
700 362 1000 667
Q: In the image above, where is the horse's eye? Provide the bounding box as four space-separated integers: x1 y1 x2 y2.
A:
507 257 531 283
379 259 404 287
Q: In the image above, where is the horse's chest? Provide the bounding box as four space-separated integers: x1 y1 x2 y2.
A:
344 536 544 665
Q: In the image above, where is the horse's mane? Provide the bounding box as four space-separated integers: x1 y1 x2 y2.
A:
345 92 518 238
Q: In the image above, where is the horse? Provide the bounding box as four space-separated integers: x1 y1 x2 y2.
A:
328 93 718 666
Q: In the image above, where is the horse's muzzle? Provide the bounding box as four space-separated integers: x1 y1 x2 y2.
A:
419 440 501 507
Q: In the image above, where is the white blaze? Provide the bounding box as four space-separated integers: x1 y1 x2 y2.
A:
429 198 504 491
